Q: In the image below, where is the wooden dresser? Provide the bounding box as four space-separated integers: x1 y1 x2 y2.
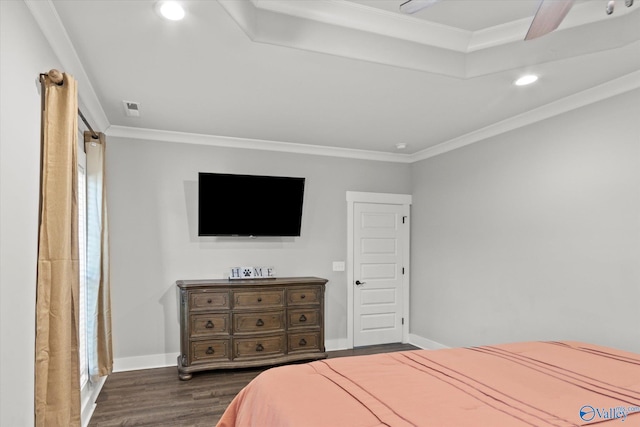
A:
176 276 328 380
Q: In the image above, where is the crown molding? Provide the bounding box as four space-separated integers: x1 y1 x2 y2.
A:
25 0 110 132
248 0 639 54
26 0 640 164
220 0 640 78
107 69 639 164
251 0 471 51
220 0 467 77
411 70 640 162
105 125 414 163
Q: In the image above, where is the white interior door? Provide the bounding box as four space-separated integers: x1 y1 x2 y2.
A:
353 202 405 347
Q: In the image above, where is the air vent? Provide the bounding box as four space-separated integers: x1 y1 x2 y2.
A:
123 100 141 117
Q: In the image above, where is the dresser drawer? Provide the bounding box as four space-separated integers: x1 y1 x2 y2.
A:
287 286 321 306
288 331 321 353
233 311 284 334
190 339 230 364
288 308 320 328
233 335 285 359
177 278 327 380
190 313 230 337
233 290 284 309
189 290 229 311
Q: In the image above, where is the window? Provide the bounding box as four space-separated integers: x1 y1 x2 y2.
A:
78 163 89 388
77 131 109 426
78 131 98 427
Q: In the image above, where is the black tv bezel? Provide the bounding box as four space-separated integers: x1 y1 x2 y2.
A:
197 172 305 237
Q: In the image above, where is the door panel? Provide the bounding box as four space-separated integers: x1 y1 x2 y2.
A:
361 313 396 331
353 203 404 347
360 212 397 228
361 288 396 305
361 238 397 254
361 263 396 279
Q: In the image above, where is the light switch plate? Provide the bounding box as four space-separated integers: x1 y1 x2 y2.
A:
332 261 345 272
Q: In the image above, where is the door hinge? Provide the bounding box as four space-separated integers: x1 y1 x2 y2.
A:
402 216 407 224
402 267 405 275
402 317 404 325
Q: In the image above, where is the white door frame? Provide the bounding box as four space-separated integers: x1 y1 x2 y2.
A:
346 191 412 349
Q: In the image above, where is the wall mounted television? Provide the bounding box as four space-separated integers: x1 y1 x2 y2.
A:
198 172 305 237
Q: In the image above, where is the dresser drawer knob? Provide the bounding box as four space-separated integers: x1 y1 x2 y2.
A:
299 314 307 322
207 298 212 304
205 346 214 354
299 338 307 346
257 297 262 302
300 294 306 299
256 343 264 352
205 320 214 329
256 319 264 327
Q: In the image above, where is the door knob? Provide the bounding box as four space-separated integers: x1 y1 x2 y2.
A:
355 280 366 286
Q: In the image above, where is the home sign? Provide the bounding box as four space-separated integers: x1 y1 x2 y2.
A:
229 266 276 280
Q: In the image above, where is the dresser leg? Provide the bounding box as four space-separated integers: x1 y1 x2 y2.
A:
179 372 192 381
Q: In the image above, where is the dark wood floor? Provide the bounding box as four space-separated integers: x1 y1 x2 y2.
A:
88 343 418 427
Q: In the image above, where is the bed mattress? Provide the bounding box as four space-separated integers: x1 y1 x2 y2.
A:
217 341 640 426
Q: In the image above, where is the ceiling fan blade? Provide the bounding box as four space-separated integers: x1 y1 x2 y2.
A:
525 0 575 40
399 0 442 14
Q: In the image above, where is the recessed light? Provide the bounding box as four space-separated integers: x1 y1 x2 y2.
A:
514 74 539 86
158 1 185 20
395 143 408 150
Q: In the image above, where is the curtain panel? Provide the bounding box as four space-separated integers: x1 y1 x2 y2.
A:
84 131 114 379
35 71 81 426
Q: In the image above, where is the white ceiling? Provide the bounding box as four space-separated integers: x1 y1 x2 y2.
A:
43 0 640 159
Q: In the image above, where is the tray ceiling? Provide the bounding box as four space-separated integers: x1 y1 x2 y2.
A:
31 0 640 160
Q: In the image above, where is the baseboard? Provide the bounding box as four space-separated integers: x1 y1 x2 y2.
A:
408 334 450 350
113 353 178 372
112 337 407 371
81 376 106 427
326 336 448 351
325 338 350 351
112 342 352 372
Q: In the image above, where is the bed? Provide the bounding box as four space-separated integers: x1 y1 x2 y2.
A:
216 341 640 427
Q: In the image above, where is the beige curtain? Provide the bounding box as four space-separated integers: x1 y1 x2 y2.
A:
35 71 81 426
84 132 114 379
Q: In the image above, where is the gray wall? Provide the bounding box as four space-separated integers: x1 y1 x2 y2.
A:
0 1 65 424
410 89 640 353
2 1 638 421
106 138 411 362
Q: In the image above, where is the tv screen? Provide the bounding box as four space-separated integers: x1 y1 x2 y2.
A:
198 172 305 237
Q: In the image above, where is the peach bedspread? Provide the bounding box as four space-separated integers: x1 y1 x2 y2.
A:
217 341 640 427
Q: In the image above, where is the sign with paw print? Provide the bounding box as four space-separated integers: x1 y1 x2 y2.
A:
229 266 276 280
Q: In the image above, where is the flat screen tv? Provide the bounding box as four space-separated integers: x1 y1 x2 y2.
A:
198 172 305 237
